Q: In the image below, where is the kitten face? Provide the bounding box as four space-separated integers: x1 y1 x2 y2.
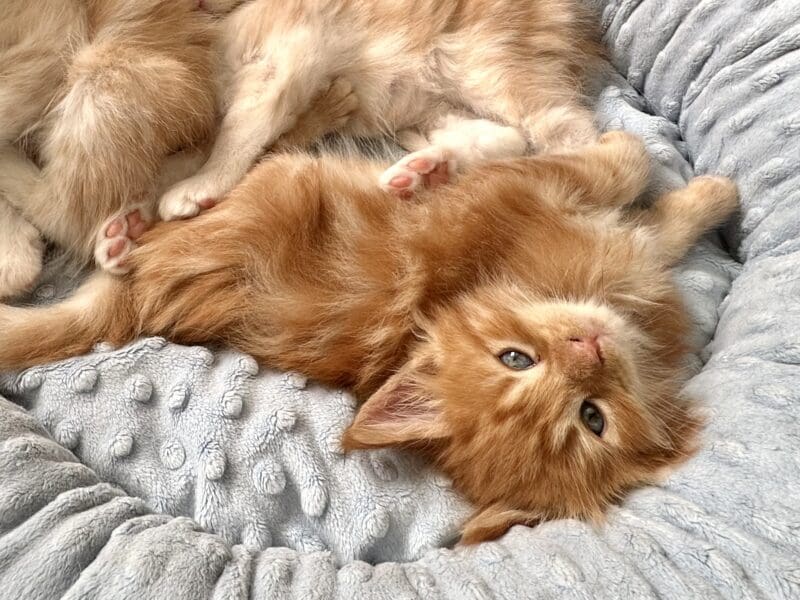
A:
343 285 700 542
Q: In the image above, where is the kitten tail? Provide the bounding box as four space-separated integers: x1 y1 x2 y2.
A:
0 273 133 371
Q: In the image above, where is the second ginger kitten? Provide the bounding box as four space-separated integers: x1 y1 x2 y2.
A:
0 132 738 543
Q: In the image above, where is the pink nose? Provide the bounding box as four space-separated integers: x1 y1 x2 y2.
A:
568 335 603 364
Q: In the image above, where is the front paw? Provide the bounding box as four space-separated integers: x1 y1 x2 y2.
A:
379 146 455 198
159 175 227 221
94 205 153 275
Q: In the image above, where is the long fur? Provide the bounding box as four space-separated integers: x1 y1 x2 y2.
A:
1 0 603 295
0 0 217 293
158 0 604 218
0 132 739 543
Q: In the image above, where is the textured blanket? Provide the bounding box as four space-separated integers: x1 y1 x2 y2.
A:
1 0 799 597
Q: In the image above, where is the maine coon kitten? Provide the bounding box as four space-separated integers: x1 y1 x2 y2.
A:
0 132 739 542
0 0 599 297
158 0 601 222
0 0 356 297
0 0 219 296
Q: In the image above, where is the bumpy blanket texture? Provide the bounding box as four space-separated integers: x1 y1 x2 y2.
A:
1 0 799 597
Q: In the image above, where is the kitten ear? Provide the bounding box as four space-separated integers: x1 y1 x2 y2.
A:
341 364 449 450
459 504 541 545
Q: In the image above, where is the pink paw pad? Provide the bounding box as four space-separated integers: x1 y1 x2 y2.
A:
379 147 455 197
95 207 153 275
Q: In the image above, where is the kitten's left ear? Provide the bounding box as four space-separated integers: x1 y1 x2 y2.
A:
460 504 541 545
341 363 449 450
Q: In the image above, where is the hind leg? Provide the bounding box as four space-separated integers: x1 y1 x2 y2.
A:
92 149 213 274
92 72 359 276
451 54 597 154
94 205 154 275
380 114 528 197
159 49 331 221
1 37 215 260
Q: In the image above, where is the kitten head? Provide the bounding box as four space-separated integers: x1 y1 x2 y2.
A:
342 284 701 543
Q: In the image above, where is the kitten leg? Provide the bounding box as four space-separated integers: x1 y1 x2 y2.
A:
460 504 540 545
380 115 527 196
92 150 210 275
159 61 331 221
0 40 215 262
450 54 598 153
569 130 652 209
0 198 44 299
93 72 358 276
506 131 651 211
483 80 597 154
0 146 47 297
0 144 160 277
645 176 739 265
519 104 598 155
379 147 455 198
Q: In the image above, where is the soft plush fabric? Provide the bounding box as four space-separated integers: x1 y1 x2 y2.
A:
1 0 799 597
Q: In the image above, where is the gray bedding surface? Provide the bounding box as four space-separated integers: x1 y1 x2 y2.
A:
1 0 799 598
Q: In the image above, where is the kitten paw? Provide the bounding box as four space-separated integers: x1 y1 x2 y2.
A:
319 77 359 130
379 147 455 198
94 206 152 275
0 222 44 299
159 176 224 221
687 175 740 218
277 77 359 148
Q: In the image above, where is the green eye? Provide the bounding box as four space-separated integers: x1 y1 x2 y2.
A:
498 349 536 370
580 401 605 436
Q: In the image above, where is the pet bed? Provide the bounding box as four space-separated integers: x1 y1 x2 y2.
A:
1 0 799 597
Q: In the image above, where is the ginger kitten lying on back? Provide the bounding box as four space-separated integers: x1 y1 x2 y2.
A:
0 132 738 543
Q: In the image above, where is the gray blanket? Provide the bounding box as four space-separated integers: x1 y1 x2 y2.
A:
1 0 799 597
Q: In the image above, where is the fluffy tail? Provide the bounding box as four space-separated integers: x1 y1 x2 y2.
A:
0 273 135 371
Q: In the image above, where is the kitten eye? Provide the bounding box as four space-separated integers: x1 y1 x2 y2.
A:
580 401 605 437
498 349 536 370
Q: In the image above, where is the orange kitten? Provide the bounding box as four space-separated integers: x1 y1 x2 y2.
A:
1 0 600 297
0 0 217 290
0 132 739 542
160 0 603 219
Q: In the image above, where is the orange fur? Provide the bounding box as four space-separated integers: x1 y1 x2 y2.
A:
159 0 604 218
0 132 739 543
0 0 217 292
2 0 217 247
2 0 602 292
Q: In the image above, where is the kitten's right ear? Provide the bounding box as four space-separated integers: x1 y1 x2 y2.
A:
341 363 449 450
